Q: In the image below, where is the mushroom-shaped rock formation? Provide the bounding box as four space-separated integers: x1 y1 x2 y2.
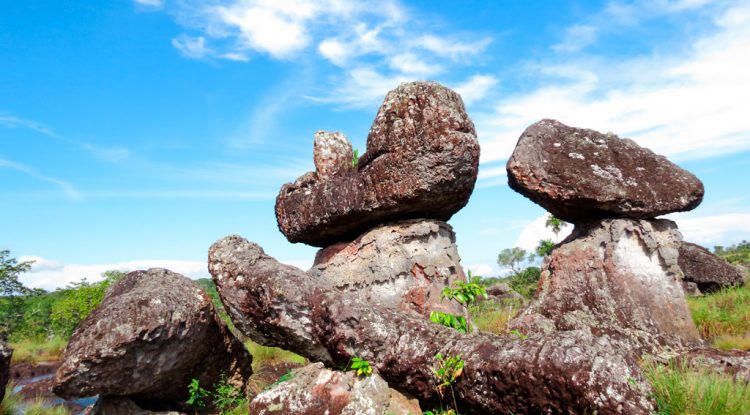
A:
53 268 252 410
506 119 704 222
276 81 480 247
248 362 422 415
511 218 702 355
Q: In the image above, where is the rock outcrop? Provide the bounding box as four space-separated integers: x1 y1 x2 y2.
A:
0 340 11 404
88 397 183 415
248 363 422 415
511 219 702 354
507 119 704 222
679 242 745 293
676 348 750 382
309 219 467 318
276 81 480 247
54 269 252 409
210 235 655 414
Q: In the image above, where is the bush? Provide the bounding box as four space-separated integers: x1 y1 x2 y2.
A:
507 267 541 299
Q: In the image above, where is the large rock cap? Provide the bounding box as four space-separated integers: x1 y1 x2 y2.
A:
511 218 702 354
309 219 468 319
0 340 11 404
507 119 704 222
276 81 480 247
248 362 421 415
53 268 252 407
679 242 745 293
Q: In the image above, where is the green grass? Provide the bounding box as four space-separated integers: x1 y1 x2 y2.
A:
1 384 71 415
468 298 524 335
688 284 750 350
9 336 67 364
643 361 750 415
244 340 305 372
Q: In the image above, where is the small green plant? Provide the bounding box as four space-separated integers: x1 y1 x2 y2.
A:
430 311 469 333
213 376 243 411
185 378 210 408
352 148 359 168
508 329 528 340
431 353 465 414
423 409 457 415
441 272 486 306
349 356 373 377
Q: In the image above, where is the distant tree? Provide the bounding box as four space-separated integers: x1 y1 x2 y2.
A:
497 247 528 274
50 270 124 337
545 215 568 242
0 250 35 337
536 239 555 257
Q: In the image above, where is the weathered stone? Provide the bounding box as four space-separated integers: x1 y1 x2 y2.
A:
54 268 252 408
314 131 354 180
679 242 744 293
675 348 750 382
276 81 480 247
511 218 702 355
309 219 467 319
507 119 704 222
248 362 421 415
88 396 184 415
0 340 11 404
682 281 703 297
210 235 655 414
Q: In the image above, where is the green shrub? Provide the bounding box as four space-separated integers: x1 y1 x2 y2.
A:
507 267 541 299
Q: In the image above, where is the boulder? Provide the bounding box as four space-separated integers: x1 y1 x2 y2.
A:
309 219 468 318
276 81 480 247
511 218 702 355
675 348 750 382
679 242 745 293
88 396 184 415
0 340 11 404
209 235 655 414
506 119 704 222
248 362 422 415
54 268 252 409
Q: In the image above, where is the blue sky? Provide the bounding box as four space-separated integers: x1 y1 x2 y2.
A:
2 0 749 290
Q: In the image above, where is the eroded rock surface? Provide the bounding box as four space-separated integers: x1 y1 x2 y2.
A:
248 362 421 415
679 242 744 293
310 219 467 318
210 235 655 414
314 131 353 180
511 219 702 355
276 81 480 247
88 396 184 415
0 340 11 404
54 268 252 407
507 119 704 222
676 348 750 382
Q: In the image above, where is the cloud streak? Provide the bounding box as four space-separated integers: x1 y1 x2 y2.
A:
0 158 81 200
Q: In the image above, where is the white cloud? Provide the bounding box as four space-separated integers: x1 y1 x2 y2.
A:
135 0 163 7
0 158 81 200
477 2 750 165
553 24 599 52
466 263 497 278
171 35 212 59
454 74 497 105
413 35 492 60
514 214 573 252
667 212 750 246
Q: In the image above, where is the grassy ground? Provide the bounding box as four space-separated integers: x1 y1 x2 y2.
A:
469 298 524 335
9 336 67 364
1 385 71 415
688 284 750 350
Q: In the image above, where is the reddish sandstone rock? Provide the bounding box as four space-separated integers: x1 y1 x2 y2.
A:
248 363 421 415
276 81 480 247
209 235 655 414
53 269 252 409
313 131 354 180
679 242 745 293
507 119 704 222
309 219 468 319
0 340 11 404
511 218 702 355
675 348 750 382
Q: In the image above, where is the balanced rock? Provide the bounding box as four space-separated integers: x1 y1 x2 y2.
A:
679 242 744 293
507 119 704 222
248 362 421 415
511 219 701 354
0 340 11 404
210 235 655 414
276 81 480 247
54 268 252 407
309 219 468 318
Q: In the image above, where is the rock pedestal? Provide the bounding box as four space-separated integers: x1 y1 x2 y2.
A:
507 119 704 222
54 269 252 409
679 242 745 293
276 81 480 247
248 363 422 415
0 340 11 404
511 219 701 354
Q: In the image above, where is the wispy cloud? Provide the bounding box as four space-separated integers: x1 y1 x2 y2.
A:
0 158 81 200
514 214 573 252
476 1 750 166
667 211 750 246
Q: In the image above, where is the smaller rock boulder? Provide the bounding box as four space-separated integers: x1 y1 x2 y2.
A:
0 340 11 404
314 131 354 180
675 348 750 382
679 242 745 293
88 396 184 415
248 363 421 415
507 119 704 222
54 268 252 409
